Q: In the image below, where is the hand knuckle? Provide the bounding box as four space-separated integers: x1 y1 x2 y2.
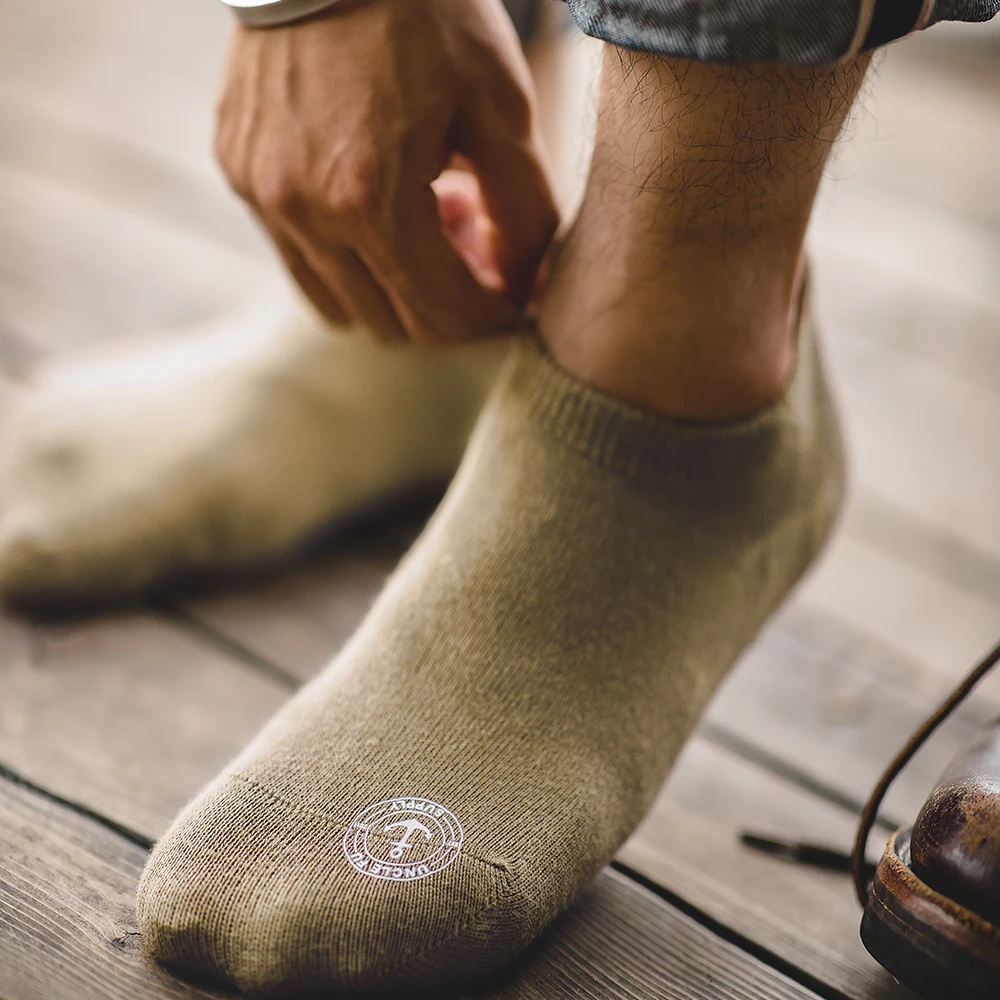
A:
331 172 383 224
253 170 298 214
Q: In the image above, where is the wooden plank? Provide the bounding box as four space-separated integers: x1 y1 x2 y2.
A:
821 310 1000 563
710 601 1000 825
486 867 824 1000
816 244 1000 402
813 39 1000 317
798 528 1000 701
5 155 996 824
0 450 904 1000
0 778 225 1000
0 359 290 842
186 486 1000 694
0 576 900 995
181 523 418 680
0 603 902 997
0 610 289 838
0 476 900 999
626 739 907 999
172 531 994 998
845 491 1000 619
0 164 260 352
182 510 1000 826
0 776 824 1000
0 252 964 997
0 88 264 261
192 557 966 997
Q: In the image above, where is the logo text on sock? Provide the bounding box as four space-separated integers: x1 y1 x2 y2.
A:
344 797 464 881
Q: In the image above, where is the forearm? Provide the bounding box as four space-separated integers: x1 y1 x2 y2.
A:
220 0 362 28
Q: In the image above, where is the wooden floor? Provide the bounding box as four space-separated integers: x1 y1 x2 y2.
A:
2 5 1000 998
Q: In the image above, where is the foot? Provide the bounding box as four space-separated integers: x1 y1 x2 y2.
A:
137 309 844 995
0 295 503 603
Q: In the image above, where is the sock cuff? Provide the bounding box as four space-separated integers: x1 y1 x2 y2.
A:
497 326 827 491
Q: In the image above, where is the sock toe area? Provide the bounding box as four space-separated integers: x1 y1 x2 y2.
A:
137 775 534 996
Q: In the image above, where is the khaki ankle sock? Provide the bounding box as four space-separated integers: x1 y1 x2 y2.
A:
0 298 502 602
138 311 845 995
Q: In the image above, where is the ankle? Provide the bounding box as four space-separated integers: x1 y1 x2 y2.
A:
531 42 867 422
541 315 799 421
538 240 804 421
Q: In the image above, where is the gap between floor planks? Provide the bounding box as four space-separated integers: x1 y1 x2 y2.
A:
8 109 995 804
0 102 991 998
0 504 918 1000
3 15 996 1000
0 350 904 996
0 775 833 1000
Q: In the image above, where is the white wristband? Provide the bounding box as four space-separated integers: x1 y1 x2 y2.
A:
220 0 350 28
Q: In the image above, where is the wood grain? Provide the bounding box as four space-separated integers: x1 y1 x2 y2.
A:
0 776 825 1000
0 779 226 1000
709 602 1000 824
0 470 904 998
0 595 901 996
480 867 823 1000
629 740 914 999
182 531 1000 826
0 608 289 838
0 575 912 999
182 524 418 680
1 3 998 1000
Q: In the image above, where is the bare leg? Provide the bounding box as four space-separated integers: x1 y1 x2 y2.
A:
135 41 858 1000
540 51 870 419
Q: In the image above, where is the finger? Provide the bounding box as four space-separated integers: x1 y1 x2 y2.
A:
264 222 352 328
459 115 559 307
367 185 518 347
287 220 408 344
434 169 505 291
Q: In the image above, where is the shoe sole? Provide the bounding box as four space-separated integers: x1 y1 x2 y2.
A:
861 828 1000 1000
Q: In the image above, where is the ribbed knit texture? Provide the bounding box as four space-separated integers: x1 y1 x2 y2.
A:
138 313 845 996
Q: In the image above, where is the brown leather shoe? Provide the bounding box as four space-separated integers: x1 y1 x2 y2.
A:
861 723 1000 1000
743 641 1000 999
855 642 1000 1000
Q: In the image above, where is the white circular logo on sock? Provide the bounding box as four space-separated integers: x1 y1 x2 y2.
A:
343 797 464 881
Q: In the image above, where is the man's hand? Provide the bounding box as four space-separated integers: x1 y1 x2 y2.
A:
215 0 558 345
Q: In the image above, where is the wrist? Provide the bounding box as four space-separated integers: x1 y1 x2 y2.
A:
220 0 362 28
